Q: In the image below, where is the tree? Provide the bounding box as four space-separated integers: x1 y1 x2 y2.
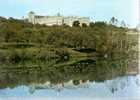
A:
82 23 87 27
110 17 118 25
73 21 80 27
4 29 17 42
121 21 126 27
89 22 95 27
93 22 107 28
0 16 7 22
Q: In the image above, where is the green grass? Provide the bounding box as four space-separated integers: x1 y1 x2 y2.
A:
0 44 90 64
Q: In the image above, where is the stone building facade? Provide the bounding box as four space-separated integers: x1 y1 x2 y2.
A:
28 11 90 26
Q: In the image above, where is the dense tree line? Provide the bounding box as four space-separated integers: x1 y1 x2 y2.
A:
0 17 132 60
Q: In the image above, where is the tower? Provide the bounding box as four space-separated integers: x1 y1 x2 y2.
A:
28 11 35 24
136 0 140 31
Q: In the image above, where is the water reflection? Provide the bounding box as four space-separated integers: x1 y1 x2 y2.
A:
0 59 139 97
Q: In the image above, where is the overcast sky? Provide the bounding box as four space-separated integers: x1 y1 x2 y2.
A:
0 0 139 27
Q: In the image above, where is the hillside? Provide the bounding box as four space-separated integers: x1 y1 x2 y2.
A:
0 17 138 64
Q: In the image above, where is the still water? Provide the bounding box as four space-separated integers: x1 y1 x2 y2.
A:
0 59 139 98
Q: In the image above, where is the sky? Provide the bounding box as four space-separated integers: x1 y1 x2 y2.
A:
0 0 139 27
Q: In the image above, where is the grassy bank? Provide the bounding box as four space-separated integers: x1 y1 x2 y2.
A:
0 45 89 64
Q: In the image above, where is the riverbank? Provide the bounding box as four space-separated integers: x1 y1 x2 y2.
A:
0 45 91 64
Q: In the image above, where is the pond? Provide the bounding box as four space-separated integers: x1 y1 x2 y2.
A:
0 59 139 99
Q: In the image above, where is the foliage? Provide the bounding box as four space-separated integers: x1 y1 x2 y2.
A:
0 17 136 63
72 21 80 27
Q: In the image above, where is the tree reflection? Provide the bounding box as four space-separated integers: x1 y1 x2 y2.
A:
0 58 138 94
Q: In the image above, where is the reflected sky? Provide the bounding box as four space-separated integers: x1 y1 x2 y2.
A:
0 75 140 98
